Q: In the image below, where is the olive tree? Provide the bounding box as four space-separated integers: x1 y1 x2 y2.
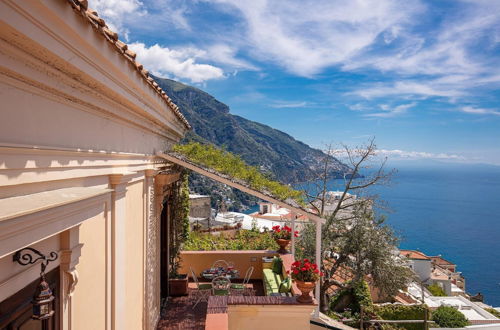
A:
297 139 412 312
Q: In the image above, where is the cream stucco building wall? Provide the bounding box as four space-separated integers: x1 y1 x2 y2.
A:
0 1 188 329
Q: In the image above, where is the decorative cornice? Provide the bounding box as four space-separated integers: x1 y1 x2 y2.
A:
108 172 137 186
65 0 191 130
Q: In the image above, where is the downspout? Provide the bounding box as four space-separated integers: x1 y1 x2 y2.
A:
315 221 322 318
291 213 296 256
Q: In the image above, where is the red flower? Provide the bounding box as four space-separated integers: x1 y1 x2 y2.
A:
293 269 299 274
314 269 319 274
320 272 324 276
301 267 307 271
286 270 290 274
303 259 309 263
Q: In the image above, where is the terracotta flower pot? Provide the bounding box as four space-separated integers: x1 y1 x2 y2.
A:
168 274 188 296
295 280 316 303
276 239 290 254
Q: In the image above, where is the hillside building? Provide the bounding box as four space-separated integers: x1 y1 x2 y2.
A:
399 249 466 296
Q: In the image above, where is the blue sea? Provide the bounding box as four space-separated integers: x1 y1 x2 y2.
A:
343 161 500 306
246 162 500 305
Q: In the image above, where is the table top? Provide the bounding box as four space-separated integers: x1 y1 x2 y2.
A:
201 268 239 280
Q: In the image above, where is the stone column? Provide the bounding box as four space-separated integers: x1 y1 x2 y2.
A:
109 174 128 330
144 169 160 330
59 226 83 330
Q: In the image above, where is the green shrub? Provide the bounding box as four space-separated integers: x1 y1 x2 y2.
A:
330 280 373 314
173 142 305 204
375 304 429 330
432 306 468 328
485 308 500 318
184 230 279 251
427 283 446 296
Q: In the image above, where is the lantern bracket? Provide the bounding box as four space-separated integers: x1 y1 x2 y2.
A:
13 247 58 275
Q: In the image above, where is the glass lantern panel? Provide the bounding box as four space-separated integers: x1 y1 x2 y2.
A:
40 304 49 315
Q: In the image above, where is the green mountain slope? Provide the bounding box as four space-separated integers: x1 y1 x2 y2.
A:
155 77 350 184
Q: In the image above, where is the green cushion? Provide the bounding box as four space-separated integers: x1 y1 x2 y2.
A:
199 284 212 290
278 277 291 293
213 289 229 296
263 268 282 294
272 257 283 274
231 284 245 289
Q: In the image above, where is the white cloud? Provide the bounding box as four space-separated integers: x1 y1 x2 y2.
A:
328 148 465 161
345 1 500 102
91 0 500 107
128 43 224 83
376 149 465 160
348 103 368 112
209 0 423 77
89 0 146 40
364 102 417 118
270 101 309 109
460 106 500 116
89 0 194 38
203 44 258 71
89 1 257 80
352 81 462 100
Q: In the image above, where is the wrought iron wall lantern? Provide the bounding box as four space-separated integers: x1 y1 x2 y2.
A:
13 247 58 320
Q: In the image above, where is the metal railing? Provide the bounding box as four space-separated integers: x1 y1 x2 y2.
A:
354 306 435 330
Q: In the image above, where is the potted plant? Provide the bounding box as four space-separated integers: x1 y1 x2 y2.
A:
169 256 188 296
289 258 323 303
271 225 298 254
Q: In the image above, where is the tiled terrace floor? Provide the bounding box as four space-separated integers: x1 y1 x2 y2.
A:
157 280 264 330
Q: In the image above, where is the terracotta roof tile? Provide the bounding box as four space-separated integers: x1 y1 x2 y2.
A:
65 0 191 130
430 256 455 266
399 249 430 260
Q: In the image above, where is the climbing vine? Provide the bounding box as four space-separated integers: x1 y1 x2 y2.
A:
172 142 305 204
168 170 190 277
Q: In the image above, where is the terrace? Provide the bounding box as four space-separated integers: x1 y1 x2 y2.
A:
158 249 352 330
152 151 355 329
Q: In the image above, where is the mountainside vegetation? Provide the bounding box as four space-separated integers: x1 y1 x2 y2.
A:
156 77 350 183
155 76 352 211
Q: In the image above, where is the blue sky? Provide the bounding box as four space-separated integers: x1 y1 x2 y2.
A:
91 0 500 165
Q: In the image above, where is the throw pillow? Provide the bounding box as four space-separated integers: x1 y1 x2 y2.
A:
272 257 283 274
279 277 291 293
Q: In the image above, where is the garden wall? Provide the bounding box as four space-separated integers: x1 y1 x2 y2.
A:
180 250 278 280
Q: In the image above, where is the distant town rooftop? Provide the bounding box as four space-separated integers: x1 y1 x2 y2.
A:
399 249 431 260
189 194 210 199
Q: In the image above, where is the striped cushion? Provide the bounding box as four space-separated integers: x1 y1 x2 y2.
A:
263 268 282 294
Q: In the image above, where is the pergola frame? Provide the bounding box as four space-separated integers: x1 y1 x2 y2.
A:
156 152 323 316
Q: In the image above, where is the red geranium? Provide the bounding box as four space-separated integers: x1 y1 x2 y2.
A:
289 258 322 282
271 225 299 240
